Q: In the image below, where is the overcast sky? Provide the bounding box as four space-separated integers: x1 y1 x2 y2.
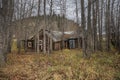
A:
35 0 81 21
14 0 88 22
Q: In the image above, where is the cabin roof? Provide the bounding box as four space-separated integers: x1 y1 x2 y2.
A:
45 30 82 42
28 29 82 42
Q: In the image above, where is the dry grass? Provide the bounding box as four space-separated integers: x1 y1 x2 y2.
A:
1 49 120 80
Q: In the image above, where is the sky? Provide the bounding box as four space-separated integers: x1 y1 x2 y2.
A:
34 0 80 21
14 0 87 22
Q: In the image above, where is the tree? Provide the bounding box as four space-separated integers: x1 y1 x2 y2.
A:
36 0 41 53
48 0 53 54
0 0 14 66
43 0 47 54
86 0 92 56
99 0 104 51
61 0 67 50
81 0 87 57
75 0 81 48
105 0 111 51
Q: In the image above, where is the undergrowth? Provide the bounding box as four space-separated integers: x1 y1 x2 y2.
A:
1 49 120 80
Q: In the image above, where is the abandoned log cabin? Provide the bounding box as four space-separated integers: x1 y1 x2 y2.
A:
23 29 82 52
11 16 82 52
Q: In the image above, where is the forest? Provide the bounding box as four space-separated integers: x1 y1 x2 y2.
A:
0 0 120 80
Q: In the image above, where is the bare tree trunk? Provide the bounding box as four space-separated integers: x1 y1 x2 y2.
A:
61 0 66 50
95 0 99 51
105 0 111 51
38 0 41 16
48 0 53 54
75 0 80 49
117 3 120 52
86 0 92 57
50 0 53 16
111 0 116 49
117 21 120 52
62 16 65 50
0 0 14 66
50 0 53 53
97 0 102 51
92 0 98 52
43 0 46 54
0 26 5 67
99 0 103 51
59 0 66 50
36 0 41 53
81 0 87 57
92 1 95 52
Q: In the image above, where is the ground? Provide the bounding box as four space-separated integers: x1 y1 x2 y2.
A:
0 49 120 80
